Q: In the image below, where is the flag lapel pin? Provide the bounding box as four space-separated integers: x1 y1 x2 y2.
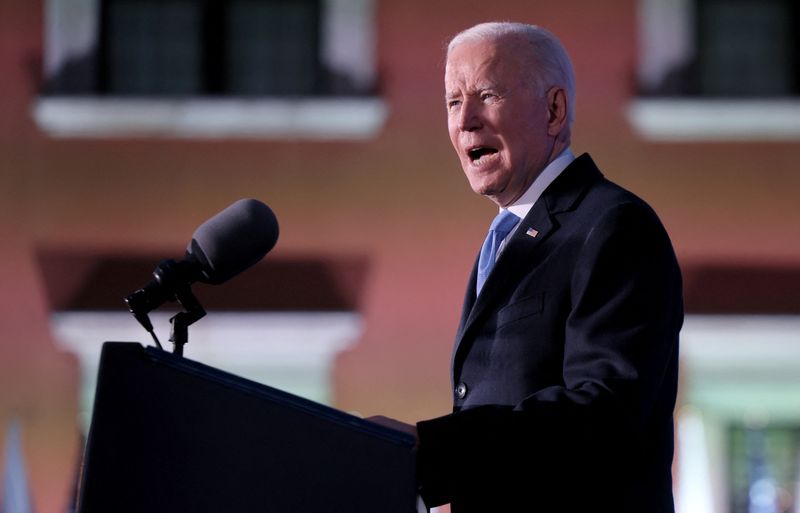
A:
526 227 539 238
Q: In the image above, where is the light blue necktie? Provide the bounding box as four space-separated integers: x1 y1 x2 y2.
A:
476 209 519 295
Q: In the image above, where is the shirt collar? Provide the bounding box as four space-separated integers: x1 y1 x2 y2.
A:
504 148 575 221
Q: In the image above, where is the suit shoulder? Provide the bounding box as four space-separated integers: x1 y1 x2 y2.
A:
552 153 673 238
576 176 666 231
556 154 660 220
593 178 658 214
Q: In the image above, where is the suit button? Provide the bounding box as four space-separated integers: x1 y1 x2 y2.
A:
455 382 468 399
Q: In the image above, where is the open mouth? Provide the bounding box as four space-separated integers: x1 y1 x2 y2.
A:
468 146 499 162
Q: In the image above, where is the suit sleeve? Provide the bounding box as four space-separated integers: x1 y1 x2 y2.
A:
416 201 683 507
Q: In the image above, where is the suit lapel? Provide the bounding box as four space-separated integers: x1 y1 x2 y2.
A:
452 154 603 367
453 201 554 353
456 258 479 337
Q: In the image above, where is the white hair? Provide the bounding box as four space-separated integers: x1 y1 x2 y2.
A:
448 22 576 125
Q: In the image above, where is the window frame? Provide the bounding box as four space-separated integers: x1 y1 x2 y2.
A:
628 0 800 141
35 0 388 140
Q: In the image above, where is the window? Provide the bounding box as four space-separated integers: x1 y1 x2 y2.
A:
629 0 800 140
728 424 800 513
677 315 800 513
696 0 797 97
35 0 387 139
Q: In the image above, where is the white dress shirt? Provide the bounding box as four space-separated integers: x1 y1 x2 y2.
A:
497 148 576 255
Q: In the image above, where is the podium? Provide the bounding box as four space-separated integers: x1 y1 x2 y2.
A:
76 342 418 513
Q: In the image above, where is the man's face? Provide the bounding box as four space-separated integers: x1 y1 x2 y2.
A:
445 36 556 207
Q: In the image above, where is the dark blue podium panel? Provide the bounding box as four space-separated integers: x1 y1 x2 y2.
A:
77 342 417 513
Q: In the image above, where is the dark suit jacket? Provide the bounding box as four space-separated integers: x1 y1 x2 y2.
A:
416 154 683 513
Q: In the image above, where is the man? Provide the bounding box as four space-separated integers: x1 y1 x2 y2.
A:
414 22 683 512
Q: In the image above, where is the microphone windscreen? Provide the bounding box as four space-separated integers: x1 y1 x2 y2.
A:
187 198 279 285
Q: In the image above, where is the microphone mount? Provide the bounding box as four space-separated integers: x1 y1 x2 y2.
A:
123 199 278 355
125 258 207 356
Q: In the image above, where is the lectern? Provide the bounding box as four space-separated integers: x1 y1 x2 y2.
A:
76 342 418 513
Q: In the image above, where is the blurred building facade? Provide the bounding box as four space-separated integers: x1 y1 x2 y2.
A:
1 0 799 512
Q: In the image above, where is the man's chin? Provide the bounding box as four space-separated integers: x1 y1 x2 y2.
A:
472 186 506 206
470 182 497 196
465 172 509 204
471 183 517 207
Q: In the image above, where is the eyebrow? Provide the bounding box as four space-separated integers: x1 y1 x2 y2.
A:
445 82 502 100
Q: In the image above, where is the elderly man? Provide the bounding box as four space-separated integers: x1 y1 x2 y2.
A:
414 22 683 512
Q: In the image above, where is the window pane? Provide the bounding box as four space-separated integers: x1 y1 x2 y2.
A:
699 0 794 96
729 424 800 513
226 0 321 96
105 0 201 95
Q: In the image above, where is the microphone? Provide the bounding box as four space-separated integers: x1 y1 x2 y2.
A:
125 199 279 348
187 198 279 285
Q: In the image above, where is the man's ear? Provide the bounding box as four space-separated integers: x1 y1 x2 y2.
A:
546 86 568 136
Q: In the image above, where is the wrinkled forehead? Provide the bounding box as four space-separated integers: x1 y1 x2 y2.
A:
444 36 531 90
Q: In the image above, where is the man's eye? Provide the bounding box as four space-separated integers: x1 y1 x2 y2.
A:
481 93 496 102
447 100 461 110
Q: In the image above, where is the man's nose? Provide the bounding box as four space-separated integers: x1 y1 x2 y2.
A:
458 99 483 132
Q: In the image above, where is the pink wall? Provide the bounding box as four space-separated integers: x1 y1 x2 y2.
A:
2 0 800 511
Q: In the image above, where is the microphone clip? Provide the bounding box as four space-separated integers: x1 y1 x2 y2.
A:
125 258 207 356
